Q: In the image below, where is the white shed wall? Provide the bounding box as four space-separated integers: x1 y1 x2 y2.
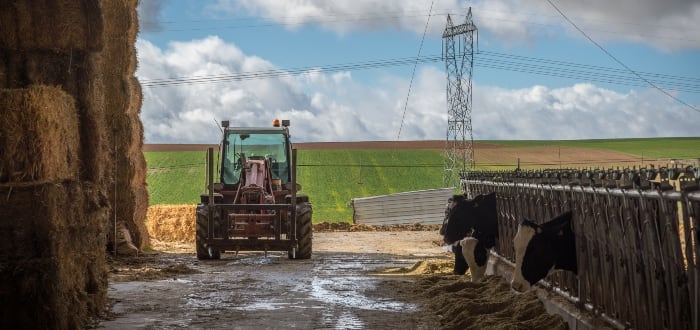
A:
350 188 456 225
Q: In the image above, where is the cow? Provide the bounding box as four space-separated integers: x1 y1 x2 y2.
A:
510 210 577 292
440 192 498 279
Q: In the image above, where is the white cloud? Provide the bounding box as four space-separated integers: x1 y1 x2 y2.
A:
208 0 463 35
136 37 699 144
206 0 700 50
473 83 699 140
136 36 445 143
534 0 700 51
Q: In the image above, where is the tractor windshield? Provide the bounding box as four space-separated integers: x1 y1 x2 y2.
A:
222 132 289 185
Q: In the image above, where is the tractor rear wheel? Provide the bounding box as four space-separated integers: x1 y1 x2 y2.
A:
289 202 312 259
196 208 221 260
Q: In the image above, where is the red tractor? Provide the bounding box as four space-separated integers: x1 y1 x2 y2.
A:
196 119 312 260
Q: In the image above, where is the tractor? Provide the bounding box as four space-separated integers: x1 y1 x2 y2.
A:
195 119 312 260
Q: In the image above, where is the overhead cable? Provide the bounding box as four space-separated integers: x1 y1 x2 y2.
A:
397 1 434 140
140 51 700 93
546 0 699 113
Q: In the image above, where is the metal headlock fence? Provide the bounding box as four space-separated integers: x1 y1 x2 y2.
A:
461 166 699 330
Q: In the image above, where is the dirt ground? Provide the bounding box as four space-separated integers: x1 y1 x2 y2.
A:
96 228 567 330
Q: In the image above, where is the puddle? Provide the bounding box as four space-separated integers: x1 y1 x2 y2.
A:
234 301 294 311
324 309 365 330
184 291 240 309
227 256 279 266
311 276 417 312
161 278 193 283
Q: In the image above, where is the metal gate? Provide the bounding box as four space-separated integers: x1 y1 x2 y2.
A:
463 167 699 330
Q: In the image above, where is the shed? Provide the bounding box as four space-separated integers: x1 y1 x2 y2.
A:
350 188 456 225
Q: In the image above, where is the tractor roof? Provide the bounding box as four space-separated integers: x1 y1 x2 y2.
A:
224 127 288 134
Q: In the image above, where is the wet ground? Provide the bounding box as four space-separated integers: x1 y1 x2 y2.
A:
98 231 447 329
97 230 569 330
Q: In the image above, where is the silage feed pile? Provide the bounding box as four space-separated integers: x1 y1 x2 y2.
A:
379 259 455 276
0 1 145 328
412 275 568 330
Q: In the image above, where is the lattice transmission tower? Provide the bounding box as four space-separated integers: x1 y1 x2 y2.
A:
443 8 477 189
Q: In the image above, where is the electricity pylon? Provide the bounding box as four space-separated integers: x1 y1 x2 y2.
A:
443 8 477 191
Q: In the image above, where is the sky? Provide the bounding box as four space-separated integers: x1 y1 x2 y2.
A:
135 0 700 144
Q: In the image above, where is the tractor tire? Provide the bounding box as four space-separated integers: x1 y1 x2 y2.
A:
196 208 221 260
289 202 312 259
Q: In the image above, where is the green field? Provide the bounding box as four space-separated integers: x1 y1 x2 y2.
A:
145 149 446 221
145 137 700 222
297 150 446 221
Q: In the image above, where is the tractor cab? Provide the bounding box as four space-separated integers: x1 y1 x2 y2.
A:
221 127 290 188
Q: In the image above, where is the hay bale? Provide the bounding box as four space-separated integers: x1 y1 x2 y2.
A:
94 0 149 250
131 184 151 248
146 205 197 243
0 181 108 329
0 1 102 51
1 1 144 328
0 86 80 183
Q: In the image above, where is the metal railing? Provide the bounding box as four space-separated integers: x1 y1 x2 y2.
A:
463 168 699 330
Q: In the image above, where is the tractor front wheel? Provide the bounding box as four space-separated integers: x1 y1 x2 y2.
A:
289 203 312 259
196 208 221 260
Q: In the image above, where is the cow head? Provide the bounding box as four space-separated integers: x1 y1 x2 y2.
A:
442 192 498 279
511 210 576 292
441 192 497 245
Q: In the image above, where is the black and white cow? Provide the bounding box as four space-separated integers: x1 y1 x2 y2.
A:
510 210 577 292
440 192 498 279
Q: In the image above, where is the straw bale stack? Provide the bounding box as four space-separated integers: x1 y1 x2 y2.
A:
0 0 146 327
0 86 79 183
96 0 149 249
0 181 108 329
0 1 102 51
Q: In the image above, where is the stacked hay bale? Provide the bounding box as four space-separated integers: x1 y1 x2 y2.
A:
96 0 149 251
0 1 146 328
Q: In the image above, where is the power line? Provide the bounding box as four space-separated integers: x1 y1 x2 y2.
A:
139 51 700 93
146 158 698 171
299 164 443 168
476 55 700 93
546 0 699 113
146 163 445 171
140 55 442 87
397 1 434 140
481 51 700 84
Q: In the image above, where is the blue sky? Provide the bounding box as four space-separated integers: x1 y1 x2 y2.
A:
136 0 700 143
